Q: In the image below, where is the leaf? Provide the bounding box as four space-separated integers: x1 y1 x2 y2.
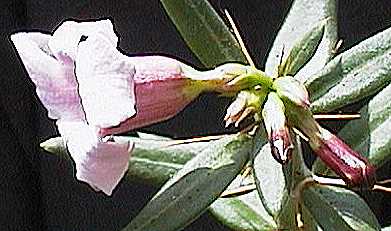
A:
303 185 381 231
160 0 246 68
382 227 391 231
136 132 172 141
313 83 391 175
209 179 277 231
265 0 337 81
253 142 287 219
115 136 210 185
41 136 208 185
123 134 255 231
42 135 276 230
278 22 325 77
308 26 391 113
273 135 318 230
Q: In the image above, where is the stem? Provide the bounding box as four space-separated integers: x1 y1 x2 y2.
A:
224 9 255 68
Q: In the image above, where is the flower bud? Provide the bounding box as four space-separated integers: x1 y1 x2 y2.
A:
285 104 376 188
310 128 376 188
273 76 310 108
224 89 267 127
262 92 293 164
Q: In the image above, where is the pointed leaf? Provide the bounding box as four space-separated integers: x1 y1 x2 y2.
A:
115 136 210 185
308 26 391 113
160 0 246 67
42 135 276 230
265 0 337 81
303 185 380 231
278 22 325 77
123 134 255 231
209 178 277 231
41 136 208 185
253 142 287 218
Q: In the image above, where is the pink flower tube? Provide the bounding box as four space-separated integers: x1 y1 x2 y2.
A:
311 128 376 188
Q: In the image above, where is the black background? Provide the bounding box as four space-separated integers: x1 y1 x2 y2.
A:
1 0 391 230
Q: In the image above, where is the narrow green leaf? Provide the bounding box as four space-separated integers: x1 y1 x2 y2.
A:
307 26 391 113
41 135 276 231
209 189 277 231
115 136 210 185
273 135 319 230
303 185 381 231
160 0 246 68
123 134 255 231
41 136 208 186
253 143 287 219
265 0 337 81
278 22 325 77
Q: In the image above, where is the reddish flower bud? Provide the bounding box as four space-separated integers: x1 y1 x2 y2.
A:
310 128 376 188
262 92 293 164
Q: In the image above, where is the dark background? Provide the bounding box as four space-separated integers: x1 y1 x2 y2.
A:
1 0 391 230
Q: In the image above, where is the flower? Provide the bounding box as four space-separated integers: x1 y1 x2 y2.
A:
11 19 249 195
11 19 136 195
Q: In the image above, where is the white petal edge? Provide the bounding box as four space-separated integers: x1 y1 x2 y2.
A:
57 121 133 195
75 32 136 128
48 19 118 64
10 32 84 120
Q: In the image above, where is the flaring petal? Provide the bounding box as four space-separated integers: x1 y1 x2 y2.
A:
11 32 84 120
57 121 133 195
48 19 118 64
75 32 136 128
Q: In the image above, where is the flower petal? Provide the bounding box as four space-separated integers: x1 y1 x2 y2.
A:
57 121 133 195
75 32 136 128
48 19 118 64
11 32 84 120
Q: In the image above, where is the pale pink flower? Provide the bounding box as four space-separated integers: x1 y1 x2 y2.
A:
11 19 248 195
11 19 136 195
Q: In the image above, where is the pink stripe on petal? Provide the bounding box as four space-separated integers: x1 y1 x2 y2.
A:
11 32 84 120
99 56 197 136
75 32 136 128
57 121 133 195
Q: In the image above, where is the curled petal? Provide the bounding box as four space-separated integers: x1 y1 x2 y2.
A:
57 121 133 195
10 32 84 120
76 32 136 128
